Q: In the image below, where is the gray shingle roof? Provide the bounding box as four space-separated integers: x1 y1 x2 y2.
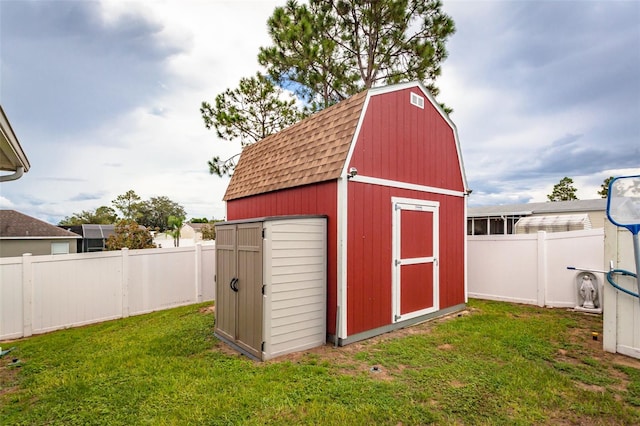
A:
468 199 607 217
0 210 81 238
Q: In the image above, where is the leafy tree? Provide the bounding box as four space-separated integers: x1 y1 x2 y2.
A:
112 190 144 221
105 220 155 250
167 215 184 247
59 206 118 226
200 219 224 240
190 217 209 223
202 0 455 176
259 0 456 108
201 223 216 240
200 73 306 176
547 177 578 202
138 196 186 232
598 176 614 198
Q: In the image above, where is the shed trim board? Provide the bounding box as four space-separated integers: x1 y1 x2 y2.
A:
338 302 465 346
337 176 349 339
391 197 440 323
349 174 466 198
464 196 468 303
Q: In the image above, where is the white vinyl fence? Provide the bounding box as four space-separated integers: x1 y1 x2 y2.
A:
603 221 640 359
0 244 215 340
468 229 604 308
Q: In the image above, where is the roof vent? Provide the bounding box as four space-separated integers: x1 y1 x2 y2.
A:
410 92 424 109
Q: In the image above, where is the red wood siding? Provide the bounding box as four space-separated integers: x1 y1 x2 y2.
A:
346 183 465 336
400 263 434 315
401 209 433 259
225 181 339 334
349 88 464 192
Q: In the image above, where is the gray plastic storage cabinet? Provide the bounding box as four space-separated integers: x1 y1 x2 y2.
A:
214 216 327 361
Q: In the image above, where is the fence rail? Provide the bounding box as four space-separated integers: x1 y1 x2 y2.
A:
468 229 605 308
0 244 215 340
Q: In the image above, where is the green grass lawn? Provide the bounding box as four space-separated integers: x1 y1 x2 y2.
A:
1 299 639 425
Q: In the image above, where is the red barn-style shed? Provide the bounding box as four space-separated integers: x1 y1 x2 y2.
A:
223 81 468 345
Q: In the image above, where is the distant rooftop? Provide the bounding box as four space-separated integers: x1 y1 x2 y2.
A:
0 210 80 239
468 199 607 217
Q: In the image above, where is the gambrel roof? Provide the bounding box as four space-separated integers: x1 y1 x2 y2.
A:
223 90 367 201
224 81 467 201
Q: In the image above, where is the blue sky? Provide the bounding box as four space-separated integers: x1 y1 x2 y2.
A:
1 0 639 224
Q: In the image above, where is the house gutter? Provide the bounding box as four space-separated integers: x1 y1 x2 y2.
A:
0 166 24 182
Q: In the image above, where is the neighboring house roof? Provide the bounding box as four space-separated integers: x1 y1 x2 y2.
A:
468 199 607 217
0 105 30 179
184 223 208 232
224 90 368 201
0 210 80 239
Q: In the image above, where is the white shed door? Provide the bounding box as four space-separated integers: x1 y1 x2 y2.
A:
392 198 439 323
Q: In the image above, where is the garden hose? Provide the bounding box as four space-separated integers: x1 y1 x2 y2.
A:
606 269 639 298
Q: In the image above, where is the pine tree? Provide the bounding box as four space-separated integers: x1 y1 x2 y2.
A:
202 0 455 176
598 176 614 198
547 177 578 202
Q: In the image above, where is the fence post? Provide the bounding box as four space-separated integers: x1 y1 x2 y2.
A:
537 231 547 307
195 243 203 303
602 221 618 353
22 253 33 337
122 248 130 318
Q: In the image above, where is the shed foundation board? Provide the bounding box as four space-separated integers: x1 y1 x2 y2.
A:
330 303 466 346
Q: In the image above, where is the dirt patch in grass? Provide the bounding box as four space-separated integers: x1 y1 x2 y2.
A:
0 354 21 397
199 304 215 314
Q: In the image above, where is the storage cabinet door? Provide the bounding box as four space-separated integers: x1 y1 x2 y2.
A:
215 225 237 343
235 223 264 359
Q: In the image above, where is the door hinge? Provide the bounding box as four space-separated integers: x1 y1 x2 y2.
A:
262 284 266 295
394 259 401 266
395 204 401 211
214 274 216 283
394 314 401 321
262 228 266 238
261 341 265 351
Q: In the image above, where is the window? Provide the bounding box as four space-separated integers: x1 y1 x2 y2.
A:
472 218 488 235
467 215 527 235
489 218 504 235
51 242 69 255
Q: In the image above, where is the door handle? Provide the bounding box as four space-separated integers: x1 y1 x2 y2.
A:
230 277 239 292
